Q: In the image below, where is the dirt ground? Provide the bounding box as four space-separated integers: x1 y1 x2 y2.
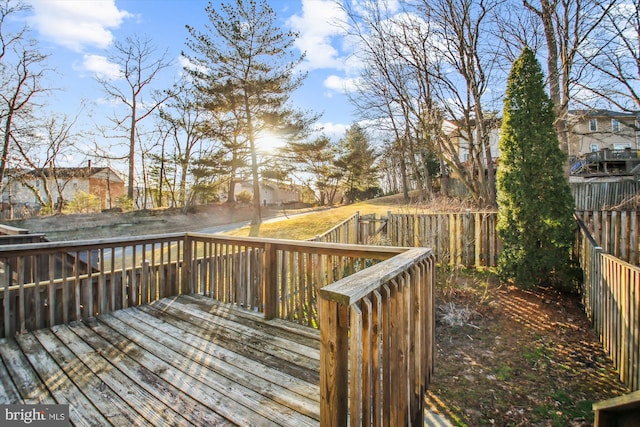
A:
427 269 629 426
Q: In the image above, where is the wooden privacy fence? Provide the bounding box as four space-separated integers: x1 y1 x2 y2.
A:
577 210 640 266
311 212 386 245
385 212 500 267
571 181 640 211
575 216 640 391
313 211 501 267
319 247 436 426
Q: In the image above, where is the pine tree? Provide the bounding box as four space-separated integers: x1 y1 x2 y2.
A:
496 47 576 290
335 124 379 203
184 0 314 224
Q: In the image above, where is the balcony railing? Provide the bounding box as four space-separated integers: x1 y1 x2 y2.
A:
0 232 435 425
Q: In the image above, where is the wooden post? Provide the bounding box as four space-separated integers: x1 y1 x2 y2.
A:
263 243 278 320
182 235 193 295
319 296 349 426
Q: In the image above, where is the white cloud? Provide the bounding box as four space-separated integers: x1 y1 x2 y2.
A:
82 54 121 80
287 0 348 71
312 121 350 140
28 0 131 52
324 75 360 94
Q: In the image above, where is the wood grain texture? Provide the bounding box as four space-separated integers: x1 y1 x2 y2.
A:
0 294 320 426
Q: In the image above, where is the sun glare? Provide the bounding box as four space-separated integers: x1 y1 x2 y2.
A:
255 131 285 154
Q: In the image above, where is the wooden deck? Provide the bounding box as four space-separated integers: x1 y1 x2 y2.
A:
0 294 321 426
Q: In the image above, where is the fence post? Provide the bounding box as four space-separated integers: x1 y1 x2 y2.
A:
354 211 360 244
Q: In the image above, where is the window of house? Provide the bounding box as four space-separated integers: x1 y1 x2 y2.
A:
611 119 620 132
589 119 597 131
590 144 598 152
463 153 469 162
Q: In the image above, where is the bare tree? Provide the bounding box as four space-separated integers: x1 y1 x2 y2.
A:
342 0 501 206
522 0 621 156
0 1 49 195
96 34 173 200
156 81 208 208
13 113 82 213
576 1 640 112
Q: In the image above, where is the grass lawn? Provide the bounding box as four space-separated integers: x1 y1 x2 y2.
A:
224 193 458 240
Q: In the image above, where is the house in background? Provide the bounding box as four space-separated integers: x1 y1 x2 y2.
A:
2 164 125 213
442 118 501 167
232 180 301 206
567 110 640 177
567 109 639 157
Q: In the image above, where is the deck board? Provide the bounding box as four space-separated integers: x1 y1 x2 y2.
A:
0 294 321 426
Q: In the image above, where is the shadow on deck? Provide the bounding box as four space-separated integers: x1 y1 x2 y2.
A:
0 294 320 426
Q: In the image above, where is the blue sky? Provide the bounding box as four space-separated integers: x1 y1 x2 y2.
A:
14 0 364 155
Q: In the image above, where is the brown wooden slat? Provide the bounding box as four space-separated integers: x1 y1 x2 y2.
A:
138 299 319 383
16 333 108 427
145 296 320 368
0 354 22 404
0 338 55 404
111 303 320 405
100 310 319 425
68 320 222 426
31 329 147 426
51 324 196 427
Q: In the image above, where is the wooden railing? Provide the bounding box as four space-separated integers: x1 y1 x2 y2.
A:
0 232 409 337
575 216 640 391
0 231 436 425
0 233 187 337
185 233 406 326
577 210 640 266
319 247 436 425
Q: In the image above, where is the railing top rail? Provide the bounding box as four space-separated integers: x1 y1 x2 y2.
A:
187 232 407 259
574 213 601 249
0 224 30 235
319 247 433 306
315 213 358 236
0 229 408 259
0 232 187 255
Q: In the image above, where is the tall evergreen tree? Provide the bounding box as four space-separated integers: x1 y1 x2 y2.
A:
496 47 576 290
184 0 314 224
335 124 379 203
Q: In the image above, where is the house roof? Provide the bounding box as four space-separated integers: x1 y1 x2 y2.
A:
568 109 639 119
6 167 124 182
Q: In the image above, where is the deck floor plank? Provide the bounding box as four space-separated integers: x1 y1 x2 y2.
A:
0 337 56 404
85 316 280 427
166 296 321 361
51 324 196 427
0 352 23 404
15 333 109 427
32 329 149 427
0 294 321 426
141 298 320 382
109 307 321 417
